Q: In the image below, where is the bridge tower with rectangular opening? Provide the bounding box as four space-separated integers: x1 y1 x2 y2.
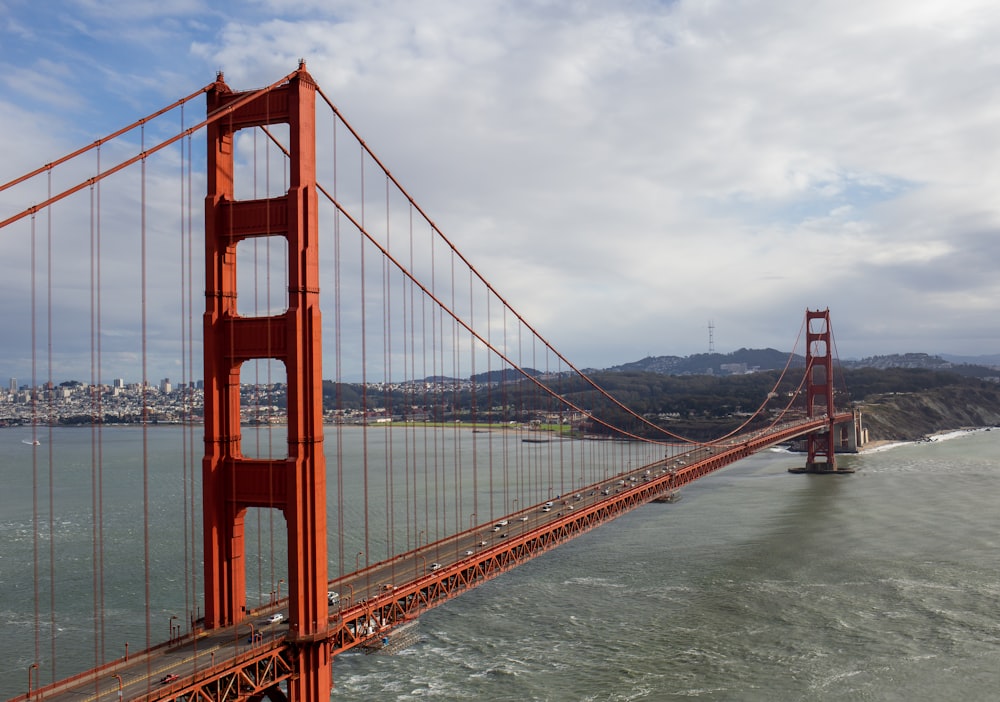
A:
797 308 853 474
203 62 330 701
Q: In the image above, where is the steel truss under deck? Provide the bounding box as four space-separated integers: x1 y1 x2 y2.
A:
138 648 293 702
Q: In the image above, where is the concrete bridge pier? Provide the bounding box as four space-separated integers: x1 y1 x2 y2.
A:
789 412 865 474
840 409 868 453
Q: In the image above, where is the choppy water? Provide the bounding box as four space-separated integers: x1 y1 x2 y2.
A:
2 427 999 701
330 429 1000 701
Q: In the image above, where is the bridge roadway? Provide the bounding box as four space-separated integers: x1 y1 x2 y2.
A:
16 415 848 702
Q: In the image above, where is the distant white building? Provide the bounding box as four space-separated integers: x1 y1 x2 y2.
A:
159 378 172 394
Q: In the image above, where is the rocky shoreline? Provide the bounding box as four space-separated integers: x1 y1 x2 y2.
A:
857 384 1000 443
859 427 993 453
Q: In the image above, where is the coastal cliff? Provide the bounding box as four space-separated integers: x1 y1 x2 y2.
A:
858 384 1000 442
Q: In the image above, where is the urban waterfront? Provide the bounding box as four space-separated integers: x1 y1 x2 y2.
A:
2 427 998 700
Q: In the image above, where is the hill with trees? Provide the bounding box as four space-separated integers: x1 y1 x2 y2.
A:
318 348 1000 442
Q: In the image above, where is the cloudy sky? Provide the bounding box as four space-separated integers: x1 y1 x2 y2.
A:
2 0 999 384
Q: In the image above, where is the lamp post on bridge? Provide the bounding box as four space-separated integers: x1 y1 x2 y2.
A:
110 674 122 702
169 614 178 643
27 662 38 701
464 514 477 558
277 578 284 604
355 551 364 573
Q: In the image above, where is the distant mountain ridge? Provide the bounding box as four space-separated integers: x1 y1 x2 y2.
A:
468 368 542 383
606 348 802 376
604 349 999 378
421 351 998 383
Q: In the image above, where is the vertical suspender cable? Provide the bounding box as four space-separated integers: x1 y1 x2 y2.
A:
383 175 393 565
180 109 196 633
555 352 562 497
179 109 190 624
420 235 430 549
96 147 106 668
544 348 560 494
46 167 57 682
224 109 238 634
439 240 447 537
520 319 534 504
139 126 153 689
262 116 278 605
469 267 477 531
360 148 370 576
265 97 279 601
450 249 459 538
187 128 199 634
497 305 507 522
30 212 39 674
90 150 104 670
404 205 414 550
90 169 103 678
430 231 439 540
251 129 264 607
332 114 346 579
87 159 98 681
407 206 417 550
483 289 492 531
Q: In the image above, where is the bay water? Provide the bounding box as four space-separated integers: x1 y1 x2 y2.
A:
329 429 1000 700
2 426 998 700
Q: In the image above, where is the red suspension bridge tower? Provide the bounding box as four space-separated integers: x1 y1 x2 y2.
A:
792 308 855 474
202 62 331 699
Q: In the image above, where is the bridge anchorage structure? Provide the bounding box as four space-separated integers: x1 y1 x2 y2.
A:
789 308 855 474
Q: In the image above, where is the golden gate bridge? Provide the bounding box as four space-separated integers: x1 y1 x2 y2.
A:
1 62 857 702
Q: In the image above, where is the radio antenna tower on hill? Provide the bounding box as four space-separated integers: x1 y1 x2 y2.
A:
708 320 715 353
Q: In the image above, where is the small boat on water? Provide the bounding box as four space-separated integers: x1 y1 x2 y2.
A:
652 490 681 503
22 438 40 446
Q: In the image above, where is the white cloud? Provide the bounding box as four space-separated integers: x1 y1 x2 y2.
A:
1 0 999 382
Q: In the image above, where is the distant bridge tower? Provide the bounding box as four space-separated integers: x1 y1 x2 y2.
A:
203 62 331 700
795 308 853 474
